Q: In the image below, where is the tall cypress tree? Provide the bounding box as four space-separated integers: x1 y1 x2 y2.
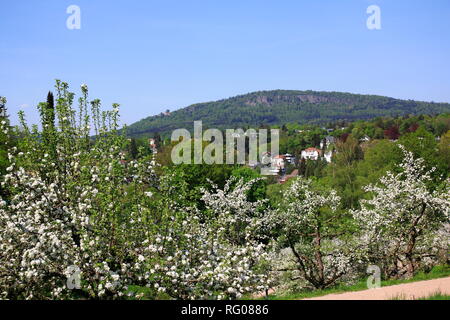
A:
46 91 55 128
0 97 11 198
153 132 162 148
0 97 7 118
41 91 56 156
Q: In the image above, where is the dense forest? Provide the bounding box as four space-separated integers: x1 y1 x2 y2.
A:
126 90 450 138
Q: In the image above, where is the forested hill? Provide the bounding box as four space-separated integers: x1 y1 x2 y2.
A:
125 90 450 137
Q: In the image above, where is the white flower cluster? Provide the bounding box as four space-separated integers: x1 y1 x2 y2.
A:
0 84 271 300
2 83 447 299
353 145 450 277
0 124 155 299
138 178 271 300
266 178 364 289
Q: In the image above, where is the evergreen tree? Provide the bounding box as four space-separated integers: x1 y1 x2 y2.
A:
0 97 11 198
129 138 138 159
0 97 6 118
39 91 56 156
153 132 162 148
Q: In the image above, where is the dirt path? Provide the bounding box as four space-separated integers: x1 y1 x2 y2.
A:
304 277 450 300
279 169 298 183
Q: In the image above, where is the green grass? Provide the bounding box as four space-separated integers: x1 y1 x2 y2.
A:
126 285 173 300
257 265 450 300
391 291 450 300
419 292 450 300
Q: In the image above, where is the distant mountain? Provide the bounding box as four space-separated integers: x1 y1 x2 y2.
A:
125 90 450 138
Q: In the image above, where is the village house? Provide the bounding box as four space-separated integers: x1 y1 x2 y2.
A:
271 154 285 171
300 147 334 163
301 147 322 161
284 153 296 164
259 153 290 175
320 136 336 149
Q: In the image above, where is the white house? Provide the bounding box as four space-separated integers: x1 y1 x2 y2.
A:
301 147 322 161
271 155 285 171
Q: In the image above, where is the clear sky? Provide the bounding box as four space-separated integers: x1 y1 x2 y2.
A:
1 0 450 126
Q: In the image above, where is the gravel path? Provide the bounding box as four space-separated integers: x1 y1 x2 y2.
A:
305 277 450 300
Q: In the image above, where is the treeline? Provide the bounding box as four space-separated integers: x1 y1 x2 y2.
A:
141 112 450 213
125 90 450 138
0 97 15 198
268 113 450 209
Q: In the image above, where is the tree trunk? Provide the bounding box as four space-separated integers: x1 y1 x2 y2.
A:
314 227 325 287
404 230 417 278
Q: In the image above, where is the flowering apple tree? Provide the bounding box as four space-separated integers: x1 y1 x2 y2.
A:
138 177 271 300
0 81 161 299
0 82 271 300
267 178 363 290
353 146 450 278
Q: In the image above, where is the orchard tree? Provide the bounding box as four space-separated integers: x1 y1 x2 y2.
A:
267 178 362 290
354 146 450 278
0 81 271 300
230 166 267 202
0 82 159 299
140 177 270 300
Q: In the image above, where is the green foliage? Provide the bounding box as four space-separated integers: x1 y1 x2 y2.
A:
164 163 237 206
125 90 450 138
438 130 450 171
2 81 449 300
398 127 446 179
418 293 450 300
357 140 403 177
231 167 267 202
312 117 449 210
128 138 139 159
0 97 13 198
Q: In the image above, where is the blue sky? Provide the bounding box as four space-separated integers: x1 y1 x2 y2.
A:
1 0 450 126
